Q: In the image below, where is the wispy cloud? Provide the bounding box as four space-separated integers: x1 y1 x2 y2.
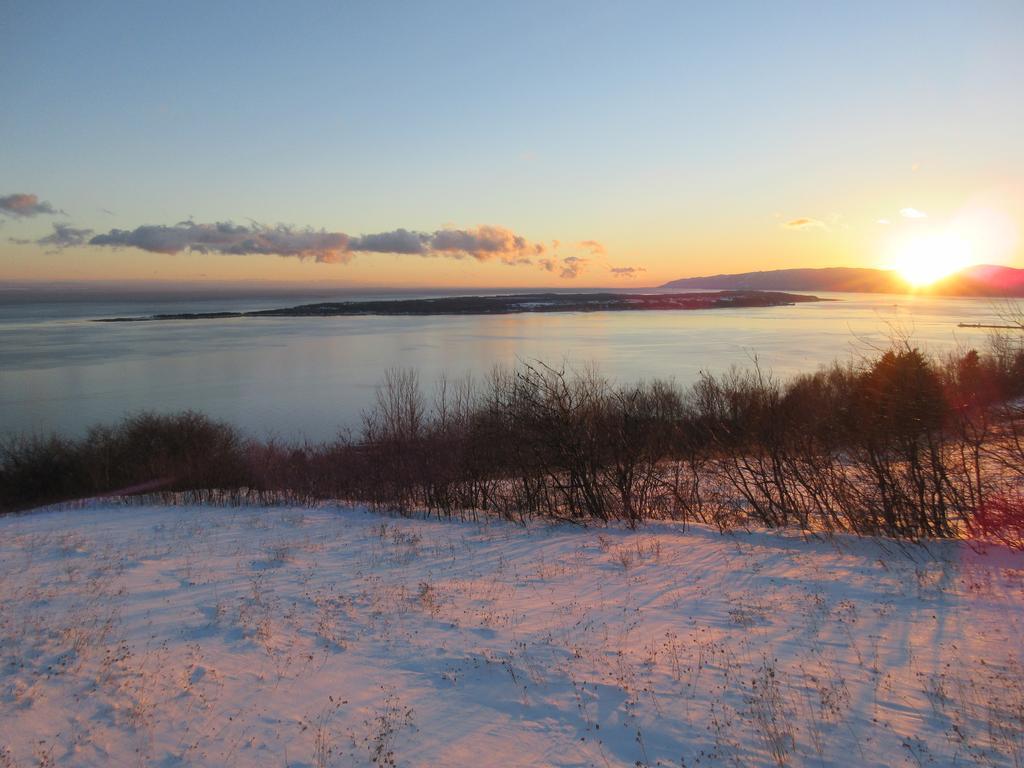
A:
0 193 61 218
782 217 828 231
559 255 588 279
610 266 645 278
577 239 606 255
536 256 587 278
900 207 928 219
38 223 95 249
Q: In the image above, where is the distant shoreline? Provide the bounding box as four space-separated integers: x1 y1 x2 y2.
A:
660 264 1024 297
94 290 827 322
957 322 1020 330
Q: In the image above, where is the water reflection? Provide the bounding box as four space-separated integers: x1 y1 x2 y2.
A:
0 292 1008 440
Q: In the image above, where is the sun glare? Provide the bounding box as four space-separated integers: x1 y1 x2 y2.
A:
891 232 974 287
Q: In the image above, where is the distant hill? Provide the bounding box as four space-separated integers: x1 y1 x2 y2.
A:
661 265 1024 297
930 264 1024 297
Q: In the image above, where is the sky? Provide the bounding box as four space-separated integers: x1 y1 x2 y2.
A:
2 0 1023 288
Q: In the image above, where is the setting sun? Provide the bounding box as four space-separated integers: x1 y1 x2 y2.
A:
890 232 975 286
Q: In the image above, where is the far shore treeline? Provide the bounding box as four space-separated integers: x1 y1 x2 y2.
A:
3 337 1023 548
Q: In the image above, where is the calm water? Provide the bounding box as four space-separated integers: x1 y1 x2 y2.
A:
0 290 1010 441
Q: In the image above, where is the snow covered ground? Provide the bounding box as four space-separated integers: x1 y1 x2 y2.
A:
1 504 1022 767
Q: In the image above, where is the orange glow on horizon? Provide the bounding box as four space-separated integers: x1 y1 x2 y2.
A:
883 203 1020 287
889 233 975 287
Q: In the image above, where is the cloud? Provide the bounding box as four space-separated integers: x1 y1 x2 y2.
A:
577 239 606 255
0 193 61 218
536 255 598 278
86 220 559 268
559 255 588 279
424 225 545 263
900 207 928 219
90 222 354 263
877 218 891 225
347 228 428 255
503 256 535 267
610 266 646 278
782 217 828 231
38 223 95 249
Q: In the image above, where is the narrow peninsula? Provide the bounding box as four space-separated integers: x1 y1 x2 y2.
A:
95 290 825 322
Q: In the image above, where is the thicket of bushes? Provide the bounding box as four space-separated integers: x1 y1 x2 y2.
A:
3 341 1023 546
0 411 249 511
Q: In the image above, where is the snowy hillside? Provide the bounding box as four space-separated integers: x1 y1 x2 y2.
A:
1 504 1022 767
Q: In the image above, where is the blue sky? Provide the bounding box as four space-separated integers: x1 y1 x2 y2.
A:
2 1 1022 285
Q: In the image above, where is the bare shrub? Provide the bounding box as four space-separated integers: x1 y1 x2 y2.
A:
0 434 87 511
6 341 1024 545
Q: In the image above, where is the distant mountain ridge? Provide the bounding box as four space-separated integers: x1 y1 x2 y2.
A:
661 265 1024 297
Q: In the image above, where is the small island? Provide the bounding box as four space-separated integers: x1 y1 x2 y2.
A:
95 290 825 322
